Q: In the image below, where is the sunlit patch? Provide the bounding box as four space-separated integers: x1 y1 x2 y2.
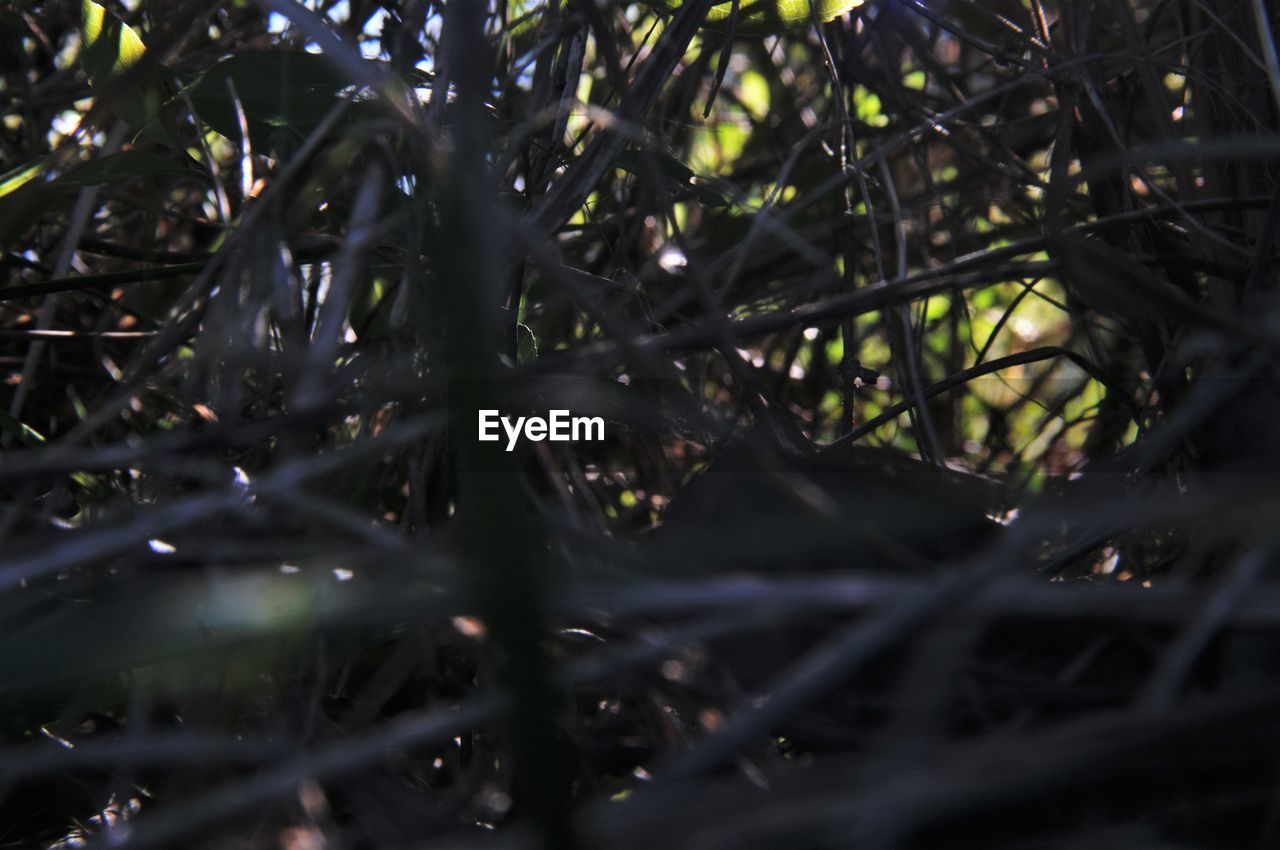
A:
656 244 687 272
331 567 355 582
1013 317 1039 342
46 794 143 850
988 507 1020 527
661 657 689 682
189 574 322 633
561 626 604 642
279 825 325 850
453 616 487 639
39 726 75 749
699 707 726 732
1093 546 1121 575
479 786 512 818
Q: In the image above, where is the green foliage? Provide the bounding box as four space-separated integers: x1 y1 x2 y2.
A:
80 0 184 148
639 0 864 35
79 0 147 85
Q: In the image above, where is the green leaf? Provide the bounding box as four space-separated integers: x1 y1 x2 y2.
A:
80 0 146 84
186 51 354 159
738 69 770 120
0 159 43 199
0 410 45 448
517 323 538 365
80 0 185 149
638 0 864 36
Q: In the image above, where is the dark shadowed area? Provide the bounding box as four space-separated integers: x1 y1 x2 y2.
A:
3 1 1280 848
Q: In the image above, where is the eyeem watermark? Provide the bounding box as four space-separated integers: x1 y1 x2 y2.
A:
478 409 605 451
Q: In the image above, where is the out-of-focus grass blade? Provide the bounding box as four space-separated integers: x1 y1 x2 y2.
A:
0 567 448 737
0 160 43 199
0 410 46 448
